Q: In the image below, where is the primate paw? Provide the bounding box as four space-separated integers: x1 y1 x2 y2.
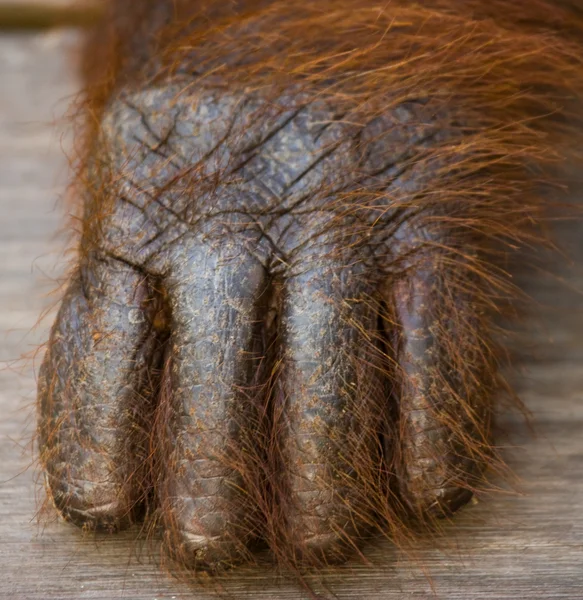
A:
37 0 583 572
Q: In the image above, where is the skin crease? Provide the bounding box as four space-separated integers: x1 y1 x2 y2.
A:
37 0 583 574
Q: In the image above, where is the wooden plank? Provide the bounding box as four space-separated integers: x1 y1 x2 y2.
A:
0 31 582 600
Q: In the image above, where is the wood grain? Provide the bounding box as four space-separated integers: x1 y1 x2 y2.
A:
0 31 582 600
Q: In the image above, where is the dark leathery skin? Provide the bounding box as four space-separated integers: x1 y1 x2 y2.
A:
281 257 386 560
393 264 490 518
38 257 162 531
38 77 487 565
159 240 270 567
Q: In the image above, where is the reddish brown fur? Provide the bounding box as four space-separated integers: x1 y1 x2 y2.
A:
37 0 583 586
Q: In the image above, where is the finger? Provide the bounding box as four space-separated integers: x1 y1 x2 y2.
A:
279 260 386 563
393 260 494 519
158 241 269 570
38 255 162 531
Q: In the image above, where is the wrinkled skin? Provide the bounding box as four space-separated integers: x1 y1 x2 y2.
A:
37 0 582 572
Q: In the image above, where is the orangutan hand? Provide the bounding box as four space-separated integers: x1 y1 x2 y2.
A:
37 0 583 571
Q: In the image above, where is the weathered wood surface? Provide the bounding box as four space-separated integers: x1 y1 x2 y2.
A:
1 31 582 600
